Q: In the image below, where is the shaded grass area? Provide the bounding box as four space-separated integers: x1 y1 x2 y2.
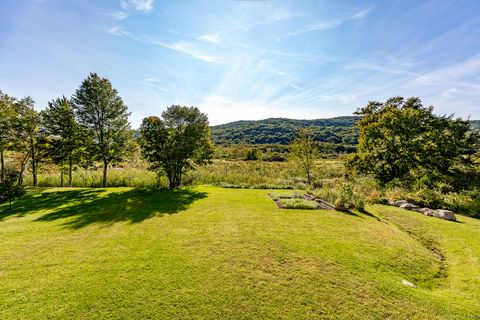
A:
1 188 207 229
0 187 479 319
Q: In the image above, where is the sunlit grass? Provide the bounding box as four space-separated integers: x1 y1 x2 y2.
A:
1 186 479 319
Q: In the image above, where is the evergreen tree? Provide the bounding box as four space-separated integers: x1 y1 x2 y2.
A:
41 96 84 187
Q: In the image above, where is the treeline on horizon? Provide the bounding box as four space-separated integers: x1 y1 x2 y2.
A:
210 116 480 151
1 71 479 186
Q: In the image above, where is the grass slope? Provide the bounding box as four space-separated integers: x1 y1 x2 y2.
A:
0 187 479 319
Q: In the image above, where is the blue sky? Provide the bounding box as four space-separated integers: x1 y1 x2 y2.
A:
1 0 479 126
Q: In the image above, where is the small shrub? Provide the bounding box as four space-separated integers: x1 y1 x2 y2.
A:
270 192 304 200
279 198 318 209
309 182 366 210
0 173 26 210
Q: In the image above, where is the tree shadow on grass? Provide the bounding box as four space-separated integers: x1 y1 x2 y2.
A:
1 188 207 229
357 208 383 222
0 189 106 221
339 210 363 218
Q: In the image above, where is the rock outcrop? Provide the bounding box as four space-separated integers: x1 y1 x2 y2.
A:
388 200 457 221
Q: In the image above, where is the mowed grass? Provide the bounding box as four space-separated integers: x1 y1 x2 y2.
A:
0 187 479 319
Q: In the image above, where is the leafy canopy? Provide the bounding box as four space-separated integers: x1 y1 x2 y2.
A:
139 105 214 188
346 96 478 187
72 73 132 187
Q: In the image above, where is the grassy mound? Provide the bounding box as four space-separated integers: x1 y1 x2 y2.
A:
0 187 479 319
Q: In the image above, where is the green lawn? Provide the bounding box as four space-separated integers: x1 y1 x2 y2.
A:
0 186 479 319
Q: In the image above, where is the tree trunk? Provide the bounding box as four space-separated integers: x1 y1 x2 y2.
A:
177 173 182 188
31 142 37 187
1 150 4 182
18 153 29 185
68 153 73 187
102 160 108 188
60 159 64 187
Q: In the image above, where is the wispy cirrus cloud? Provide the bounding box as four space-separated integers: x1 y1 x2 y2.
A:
196 6 299 45
413 54 480 87
147 40 221 63
286 6 374 36
112 11 129 20
120 0 154 13
196 34 221 44
108 25 129 36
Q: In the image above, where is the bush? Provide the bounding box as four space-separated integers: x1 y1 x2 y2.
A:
309 182 366 210
0 173 26 210
444 190 480 217
279 198 318 209
270 192 304 200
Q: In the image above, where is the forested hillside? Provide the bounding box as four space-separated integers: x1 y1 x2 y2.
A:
211 117 359 151
211 117 480 149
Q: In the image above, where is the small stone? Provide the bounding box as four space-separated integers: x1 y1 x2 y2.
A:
402 280 417 288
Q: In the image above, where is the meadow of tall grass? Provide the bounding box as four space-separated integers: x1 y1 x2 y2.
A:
21 156 480 217
26 158 345 189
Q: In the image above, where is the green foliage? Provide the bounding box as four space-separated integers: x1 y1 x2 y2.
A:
139 105 214 188
245 148 259 160
13 96 41 186
0 91 17 181
72 73 133 187
278 198 319 209
310 182 365 210
290 129 318 185
269 192 304 200
347 97 479 187
41 96 86 187
0 172 25 210
211 117 359 152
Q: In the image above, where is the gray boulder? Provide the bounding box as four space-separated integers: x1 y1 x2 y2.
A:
419 208 436 216
391 200 409 207
433 209 457 221
400 203 420 210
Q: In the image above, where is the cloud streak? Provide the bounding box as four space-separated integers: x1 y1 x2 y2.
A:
120 0 154 13
286 6 374 36
146 39 221 63
112 11 129 20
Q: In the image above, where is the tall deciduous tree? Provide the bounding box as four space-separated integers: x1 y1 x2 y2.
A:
290 129 318 185
0 91 17 181
139 105 214 189
346 97 478 187
72 73 132 188
41 96 84 187
14 97 41 186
